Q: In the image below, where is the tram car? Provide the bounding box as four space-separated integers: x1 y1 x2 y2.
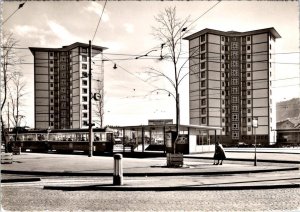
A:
7 127 114 154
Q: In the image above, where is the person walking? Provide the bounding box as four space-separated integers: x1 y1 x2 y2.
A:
213 141 226 165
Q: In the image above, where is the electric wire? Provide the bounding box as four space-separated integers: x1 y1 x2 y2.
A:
2 1 26 25
91 0 108 43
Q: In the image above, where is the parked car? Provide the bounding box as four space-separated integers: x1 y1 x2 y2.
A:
236 142 248 147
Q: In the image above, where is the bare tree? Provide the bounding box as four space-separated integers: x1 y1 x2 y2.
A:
151 7 191 152
93 81 104 128
8 72 27 128
1 32 22 152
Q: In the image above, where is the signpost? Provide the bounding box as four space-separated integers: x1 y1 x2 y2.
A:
252 117 258 166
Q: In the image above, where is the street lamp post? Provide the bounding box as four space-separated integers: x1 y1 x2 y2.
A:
88 40 93 157
47 127 51 142
253 117 258 166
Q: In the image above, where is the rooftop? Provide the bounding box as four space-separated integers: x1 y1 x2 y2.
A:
29 42 107 54
184 27 281 40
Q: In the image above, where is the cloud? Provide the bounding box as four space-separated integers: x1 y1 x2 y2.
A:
47 21 81 43
12 25 48 46
101 41 123 52
84 2 109 22
123 23 134 33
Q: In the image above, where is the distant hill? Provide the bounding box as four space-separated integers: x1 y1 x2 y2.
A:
276 98 300 122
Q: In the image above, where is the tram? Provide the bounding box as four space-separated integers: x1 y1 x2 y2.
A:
7 128 114 154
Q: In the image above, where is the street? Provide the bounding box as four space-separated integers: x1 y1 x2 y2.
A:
1 149 300 211
2 185 299 211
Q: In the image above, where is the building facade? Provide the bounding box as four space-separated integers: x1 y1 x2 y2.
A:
184 28 280 146
29 42 107 130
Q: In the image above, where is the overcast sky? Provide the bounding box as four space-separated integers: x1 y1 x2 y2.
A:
2 1 299 128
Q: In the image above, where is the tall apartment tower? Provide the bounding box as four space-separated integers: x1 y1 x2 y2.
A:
184 28 280 145
29 42 107 130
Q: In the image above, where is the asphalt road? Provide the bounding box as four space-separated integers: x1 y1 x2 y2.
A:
2 186 299 211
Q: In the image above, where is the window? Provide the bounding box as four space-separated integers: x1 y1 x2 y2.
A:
201 117 206 124
231 78 239 85
82 64 87 70
270 44 272 50
232 132 239 139
49 52 54 57
83 104 88 110
50 76 54 80
248 99 251 104
50 68 54 72
83 113 88 118
200 71 205 78
248 127 251 131
200 44 205 51
50 83 53 87
201 108 206 115
201 35 205 42
232 114 239 121
50 99 54 103
247 90 251 95
247 63 251 68
247 36 251 41
232 96 238 103
247 73 251 77
231 42 238 50
50 60 53 64
83 121 88 126
232 105 238 112
232 123 238 130
247 45 251 50
50 106 54 111
248 108 251 113
51 122 54 126
82 55 87 62
221 36 225 42
82 48 87 53
201 80 205 87
50 114 54 119
201 90 206 96
247 82 251 86
82 88 87 94
82 96 88 102
50 91 54 95
247 55 251 59
201 99 206 106
201 62 205 69
232 87 238 94
82 80 88 86
201 53 206 60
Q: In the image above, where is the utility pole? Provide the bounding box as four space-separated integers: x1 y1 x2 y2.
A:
88 40 93 157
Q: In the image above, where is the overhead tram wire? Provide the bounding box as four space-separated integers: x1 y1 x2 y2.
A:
102 55 160 90
91 0 108 43
2 1 26 25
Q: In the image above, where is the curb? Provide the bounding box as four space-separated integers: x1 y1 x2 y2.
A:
1 178 41 183
2 167 299 177
43 183 300 191
184 156 300 164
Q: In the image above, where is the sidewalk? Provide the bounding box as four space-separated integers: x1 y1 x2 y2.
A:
1 151 300 190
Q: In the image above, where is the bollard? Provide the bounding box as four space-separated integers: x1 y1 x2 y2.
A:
113 153 123 185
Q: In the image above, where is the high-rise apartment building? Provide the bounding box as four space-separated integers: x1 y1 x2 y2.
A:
29 42 107 130
184 28 280 145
